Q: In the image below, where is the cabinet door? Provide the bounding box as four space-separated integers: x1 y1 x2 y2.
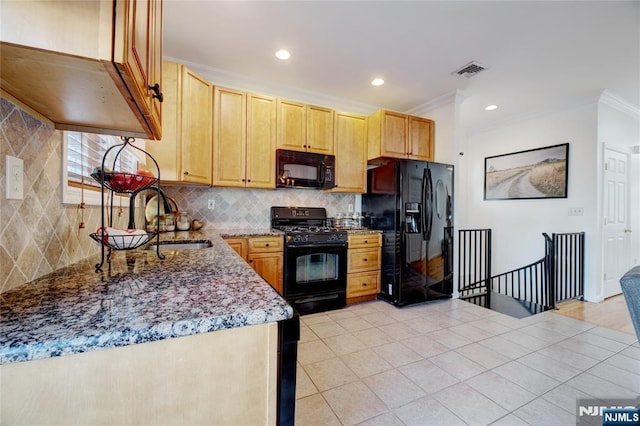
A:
122 0 162 138
181 68 213 184
225 238 248 261
408 116 434 161
347 271 380 298
277 99 306 151
306 105 334 154
246 94 277 188
333 112 366 193
381 111 408 158
347 247 381 273
145 61 180 181
213 87 247 187
248 252 283 294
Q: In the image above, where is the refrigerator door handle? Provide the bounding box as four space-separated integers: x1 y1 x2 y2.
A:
423 168 433 241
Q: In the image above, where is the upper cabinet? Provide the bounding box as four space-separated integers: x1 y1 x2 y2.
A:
332 111 367 193
213 88 276 189
277 100 334 155
145 61 213 184
0 0 163 139
367 109 434 162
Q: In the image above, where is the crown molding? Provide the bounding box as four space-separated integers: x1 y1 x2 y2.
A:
164 56 381 116
405 90 469 116
598 89 640 119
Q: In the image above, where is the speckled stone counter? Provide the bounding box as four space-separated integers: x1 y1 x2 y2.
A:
0 230 292 365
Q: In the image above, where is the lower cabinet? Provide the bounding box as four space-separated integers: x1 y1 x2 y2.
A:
225 236 283 294
347 233 382 304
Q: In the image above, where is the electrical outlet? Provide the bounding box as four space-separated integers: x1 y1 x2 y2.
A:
6 155 24 200
568 207 584 216
348 204 354 212
207 200 215 210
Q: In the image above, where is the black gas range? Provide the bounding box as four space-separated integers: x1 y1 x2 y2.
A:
271 207 347 314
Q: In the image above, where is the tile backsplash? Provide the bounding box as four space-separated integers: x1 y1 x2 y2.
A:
0 98 357 292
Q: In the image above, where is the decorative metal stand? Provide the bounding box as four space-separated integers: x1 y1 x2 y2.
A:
90 136 164 271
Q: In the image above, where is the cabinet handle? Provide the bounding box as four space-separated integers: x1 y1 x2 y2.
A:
148 83 164 102
247 179 251 182
241 178 245 182
265 243 270 247
184 171 189 175
364 240 368 244
249 259 253 263
362 283 368 286
363 258 368 262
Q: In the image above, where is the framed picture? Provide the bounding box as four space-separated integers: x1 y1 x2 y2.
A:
484 143 569 200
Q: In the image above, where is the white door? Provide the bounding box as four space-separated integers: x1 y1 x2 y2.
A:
602 147 631 298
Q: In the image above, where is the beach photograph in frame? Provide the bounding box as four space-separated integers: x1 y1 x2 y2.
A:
484 143 569 200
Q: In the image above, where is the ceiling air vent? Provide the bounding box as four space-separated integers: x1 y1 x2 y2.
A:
452 61 488 79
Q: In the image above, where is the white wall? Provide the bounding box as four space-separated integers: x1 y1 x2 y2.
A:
459 102 601 301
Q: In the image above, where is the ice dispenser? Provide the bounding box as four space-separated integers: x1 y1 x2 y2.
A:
404 202 422 233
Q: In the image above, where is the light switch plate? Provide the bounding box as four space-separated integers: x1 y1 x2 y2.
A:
5 155 24 200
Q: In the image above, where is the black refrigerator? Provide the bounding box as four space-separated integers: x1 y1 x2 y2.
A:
362 160 454 306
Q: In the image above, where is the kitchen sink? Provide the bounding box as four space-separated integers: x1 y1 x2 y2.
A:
146 240 212 251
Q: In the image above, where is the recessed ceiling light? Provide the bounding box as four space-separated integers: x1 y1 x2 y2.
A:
371 78 384 87
275 49 291 60
485 104 498 111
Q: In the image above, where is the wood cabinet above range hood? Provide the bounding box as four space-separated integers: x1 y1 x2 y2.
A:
0 0 163 140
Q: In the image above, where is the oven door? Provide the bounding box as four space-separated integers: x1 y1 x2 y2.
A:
284 243 347 306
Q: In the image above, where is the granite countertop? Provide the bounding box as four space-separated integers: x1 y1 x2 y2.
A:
0 230 291 365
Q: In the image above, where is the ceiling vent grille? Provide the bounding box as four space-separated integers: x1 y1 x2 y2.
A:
452 61 488 79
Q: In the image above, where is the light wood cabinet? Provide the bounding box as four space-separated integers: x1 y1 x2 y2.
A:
225 236 284 294
213 88 276 188
277 100 334 154
0 0 163 139
146 61 213 185
332 111 367 193
248 236 284 294
347 233 382 303
368 109 434 162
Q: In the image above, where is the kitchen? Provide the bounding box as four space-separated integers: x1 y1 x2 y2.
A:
2 1 640 425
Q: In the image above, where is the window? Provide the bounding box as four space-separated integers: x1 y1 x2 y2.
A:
62 131 145 205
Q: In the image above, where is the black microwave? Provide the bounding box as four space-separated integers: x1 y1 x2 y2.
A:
276 149 336 189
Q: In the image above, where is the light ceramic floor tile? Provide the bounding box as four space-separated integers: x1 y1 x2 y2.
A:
393 396 466 426
299 324 320 343
360 312 398 327
565 372 638 399
352 327 395 348
445 309 483 323
295 393 342 426
401 334 451 358
518 351 583 382
555 337 617 361
298 339 337 365
432 382 509 425
363 369 426 409
586 326 638 345
620 345 640 360
569 332 630 353
540 383 604 415
402 316 444 334
448 322 497 341
429 350 486 381
499 330 552 351
489 413 532 426
478 313 526 330
296 363 319 399
399 359 460 394
455 342 512 369
335 316 374 333
604 352 640 374
479 335 533 359
355 412 405 426
341 348 393 378
309 321 350 339
534 316 593 337
378 322 422 341
547 313 597 332
387 306 426 322
304 357 359 392
372 341 423 368
518 324 574 345
465 370 538 411
327 309 358 321
513 397 577 426
427 328 474 349
430 314 464 328
302 313 334 326
586 362 640 393
323 333 367 356
537 344 600 371
322 381 387 426
492 361 561 396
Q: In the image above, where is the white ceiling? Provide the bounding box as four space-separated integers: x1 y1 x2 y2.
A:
163 1 640 131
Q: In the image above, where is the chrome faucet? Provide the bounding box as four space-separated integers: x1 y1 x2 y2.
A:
128 187 172 230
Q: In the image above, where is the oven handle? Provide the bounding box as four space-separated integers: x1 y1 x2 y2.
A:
286 243 347 250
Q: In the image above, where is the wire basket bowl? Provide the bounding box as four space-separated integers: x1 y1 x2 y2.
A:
90 231 156 250
91 172 157 193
